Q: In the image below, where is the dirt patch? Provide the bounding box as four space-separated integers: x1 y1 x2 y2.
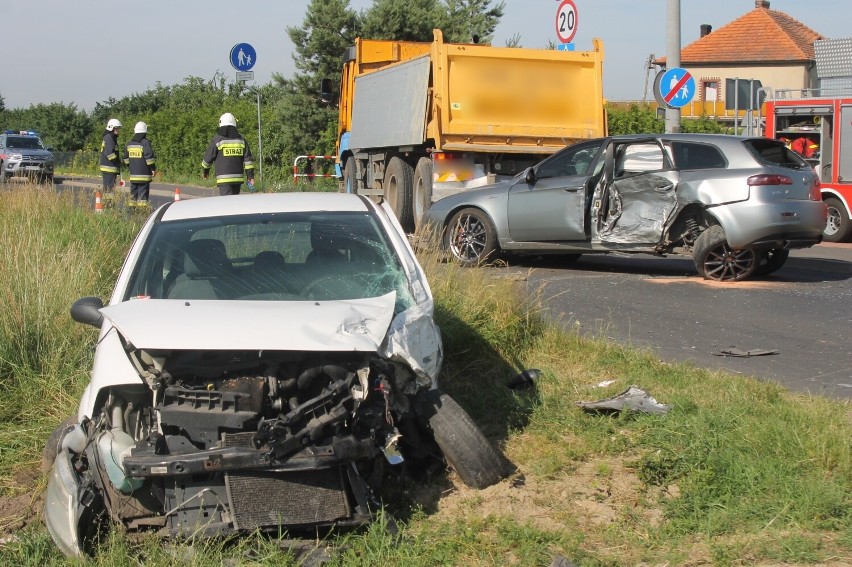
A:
0 468 43 534
428 457 666 535
647 277 792 290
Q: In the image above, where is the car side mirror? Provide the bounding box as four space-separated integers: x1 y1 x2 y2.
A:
524 167 536 184
320 78 337 105
71 296 104 328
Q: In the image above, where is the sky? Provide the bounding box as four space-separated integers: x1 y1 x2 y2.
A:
2 0 849 113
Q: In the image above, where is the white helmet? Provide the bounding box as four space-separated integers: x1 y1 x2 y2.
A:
134 121 148 134
219 112 237 127
106 118 122 131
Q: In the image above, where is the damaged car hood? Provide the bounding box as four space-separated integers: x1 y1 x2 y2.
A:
100 294 397 352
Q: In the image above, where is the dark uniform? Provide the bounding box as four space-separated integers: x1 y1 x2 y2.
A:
99 129 122 190
124 133 156 202
201 124 255 196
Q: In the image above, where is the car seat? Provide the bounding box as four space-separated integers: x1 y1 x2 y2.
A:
167 239 234 299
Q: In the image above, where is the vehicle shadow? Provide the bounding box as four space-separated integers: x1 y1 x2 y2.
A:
381 308 538 521
499 253 852 283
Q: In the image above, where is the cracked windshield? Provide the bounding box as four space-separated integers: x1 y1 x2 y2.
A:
124 211 414 312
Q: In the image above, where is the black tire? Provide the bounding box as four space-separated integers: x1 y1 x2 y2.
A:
443 207 499 267
563 253 582 264
342 156 357 195
823 197 852 243
754 248 790 276
421 390 507 489
692 225 757 281
384 157 415 233
413 157 433 231
42 416 77 474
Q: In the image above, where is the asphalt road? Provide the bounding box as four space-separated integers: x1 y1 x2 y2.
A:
44 176 852 400
498 252 852 399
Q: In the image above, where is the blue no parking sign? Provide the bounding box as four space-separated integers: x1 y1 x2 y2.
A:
230 43 256 72
659 67 695 108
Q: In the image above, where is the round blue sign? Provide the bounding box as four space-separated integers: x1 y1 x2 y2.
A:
659 67 695 109
230 43 256 72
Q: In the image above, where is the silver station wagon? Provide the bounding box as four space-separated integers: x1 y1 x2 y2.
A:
426 134 827 281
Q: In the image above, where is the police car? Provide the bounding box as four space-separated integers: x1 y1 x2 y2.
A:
0 130 55 183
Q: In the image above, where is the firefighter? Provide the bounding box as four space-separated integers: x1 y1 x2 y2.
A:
99 118 122 191
123 122 157 204
201 113 255 196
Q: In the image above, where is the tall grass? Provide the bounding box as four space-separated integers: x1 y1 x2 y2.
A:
0 186 141 491
0 189 849 565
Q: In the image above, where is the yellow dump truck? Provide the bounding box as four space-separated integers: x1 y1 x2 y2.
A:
330 29 606 230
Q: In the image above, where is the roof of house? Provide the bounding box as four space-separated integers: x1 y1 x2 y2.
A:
658 4 824 66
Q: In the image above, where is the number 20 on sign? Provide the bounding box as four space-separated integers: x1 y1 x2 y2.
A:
555 0 578 44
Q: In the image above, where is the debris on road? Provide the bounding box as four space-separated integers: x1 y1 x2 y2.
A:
714 347 780 358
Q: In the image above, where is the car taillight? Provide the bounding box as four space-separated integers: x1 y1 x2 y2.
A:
809 172 821 201
747 174 793 186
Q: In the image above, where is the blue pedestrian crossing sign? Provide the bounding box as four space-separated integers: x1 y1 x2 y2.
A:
230 43 256 72
659 67 695 108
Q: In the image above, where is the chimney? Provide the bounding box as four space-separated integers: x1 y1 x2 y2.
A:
755 0 770 8
700 24 712 38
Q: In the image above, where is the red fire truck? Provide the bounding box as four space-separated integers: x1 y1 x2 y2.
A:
764 92 852 242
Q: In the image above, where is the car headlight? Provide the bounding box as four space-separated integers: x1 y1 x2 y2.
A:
8 153 23 161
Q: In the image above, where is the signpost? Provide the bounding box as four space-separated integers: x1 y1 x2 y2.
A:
229 43 262 184
555 0 578 47
658 67 695 109
230 43 256 72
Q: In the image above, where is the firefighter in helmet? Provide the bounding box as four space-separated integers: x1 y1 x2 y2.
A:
201 113 255 196
99 118 122 191
123 122 157 205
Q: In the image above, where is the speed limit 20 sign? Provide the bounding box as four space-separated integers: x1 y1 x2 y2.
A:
555 0 578 44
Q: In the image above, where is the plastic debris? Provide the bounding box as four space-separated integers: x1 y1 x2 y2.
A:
577 385 672 415
714 348 779 358
508 368 541 390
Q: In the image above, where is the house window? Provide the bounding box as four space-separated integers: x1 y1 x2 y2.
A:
702 80 719 101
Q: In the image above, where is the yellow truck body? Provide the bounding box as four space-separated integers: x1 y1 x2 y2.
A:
334 29 606 230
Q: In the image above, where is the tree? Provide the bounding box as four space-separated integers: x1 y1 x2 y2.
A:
0 92 5 113
360 0 444 41
277 0 360 162
440 0 504 43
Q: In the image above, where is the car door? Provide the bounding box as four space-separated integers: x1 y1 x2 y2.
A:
590 138 680 245
506 140 604 242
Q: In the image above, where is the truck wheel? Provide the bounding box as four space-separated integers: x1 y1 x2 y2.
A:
693 225 756 281
754 249 789 276
823 197 852 243
420 389 507 489
444 207 498 266
42 416 77 474
342 157 357 194
413 158 433 231
384 157 414 232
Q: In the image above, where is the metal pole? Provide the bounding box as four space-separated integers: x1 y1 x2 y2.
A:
665 0 681 134
255 89 262 184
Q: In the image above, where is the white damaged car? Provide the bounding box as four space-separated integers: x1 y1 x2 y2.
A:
44 192 507 557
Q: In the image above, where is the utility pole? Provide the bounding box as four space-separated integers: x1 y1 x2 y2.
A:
665 0 681 133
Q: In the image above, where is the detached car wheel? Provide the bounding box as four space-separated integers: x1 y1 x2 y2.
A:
421 389 508 489
823 197 852 243
444 207 498 267
693 225 757 281
41 416 77 474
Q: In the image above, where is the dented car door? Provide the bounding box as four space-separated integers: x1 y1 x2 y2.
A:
591 139 680 245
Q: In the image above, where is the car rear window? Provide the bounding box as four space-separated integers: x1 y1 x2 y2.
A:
743 139 808 168
670 142 727 170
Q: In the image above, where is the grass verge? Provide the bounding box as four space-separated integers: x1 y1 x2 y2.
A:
0 186 849 565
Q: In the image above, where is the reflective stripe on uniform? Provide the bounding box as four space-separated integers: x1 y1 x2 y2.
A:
216 173 245 184
100 165 120 173
129 175 153 182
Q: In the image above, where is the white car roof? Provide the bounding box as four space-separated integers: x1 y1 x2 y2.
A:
159 192 370 222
